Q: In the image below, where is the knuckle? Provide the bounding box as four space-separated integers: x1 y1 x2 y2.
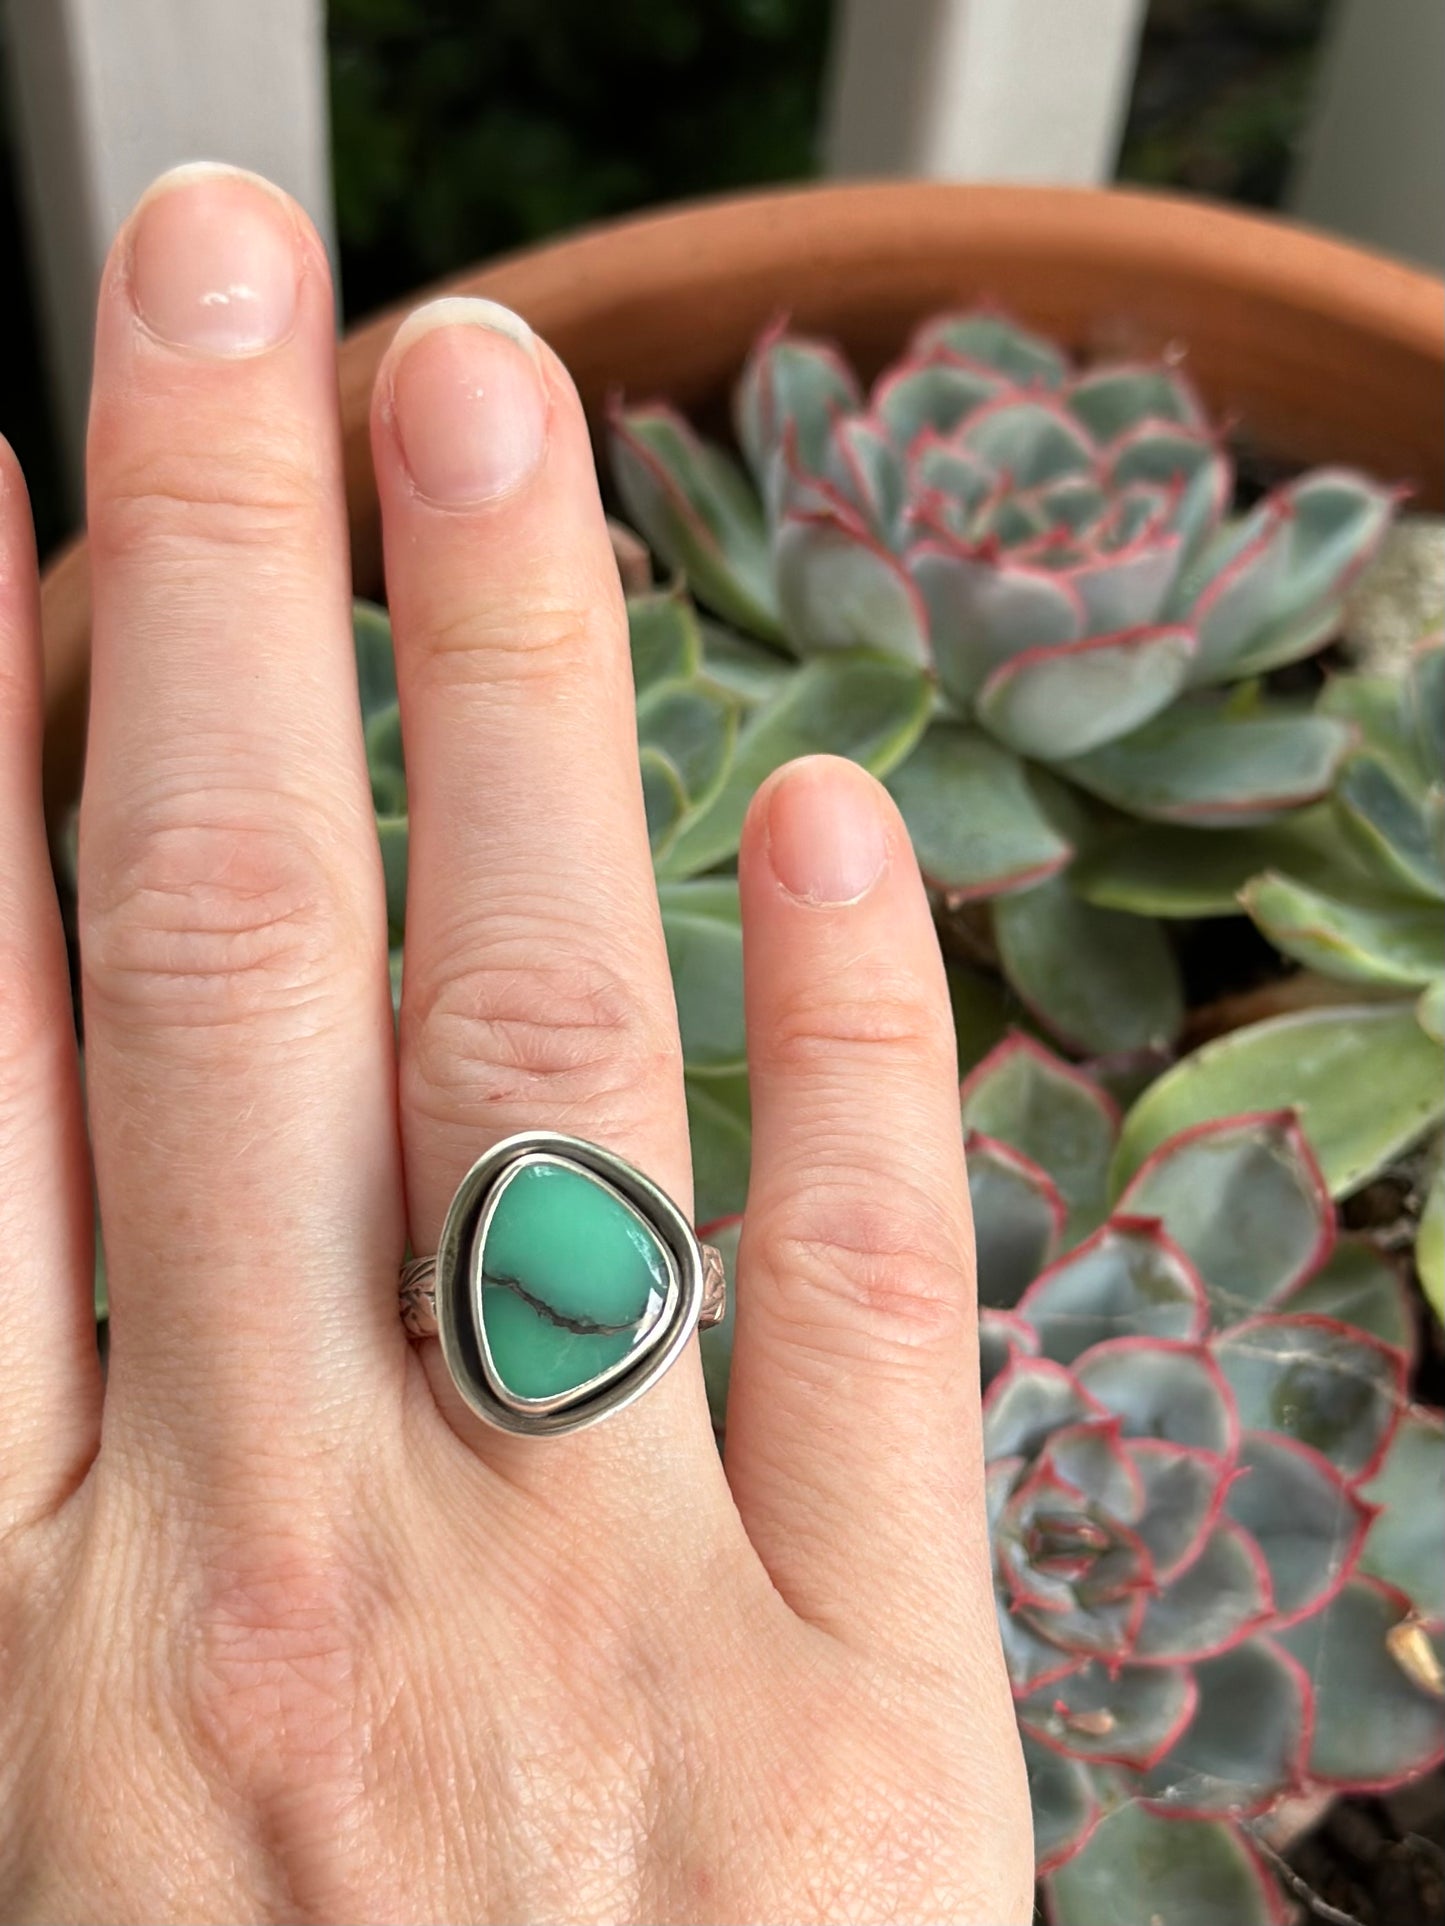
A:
91 436 321 568
181 1528 370 1793
765 968 953 1076
82 805 365 1027
750 1170 972 1351
404 942 680 1129
415 592 621 693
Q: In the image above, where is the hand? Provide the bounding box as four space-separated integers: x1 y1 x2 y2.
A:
0 165 1030 1923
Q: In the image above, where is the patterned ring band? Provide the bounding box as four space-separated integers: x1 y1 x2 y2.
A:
399 1130 726 1439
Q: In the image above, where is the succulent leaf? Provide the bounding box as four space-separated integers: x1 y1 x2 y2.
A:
1224 1432 1370 1624
1062 704 1355 826
353 599 399 721
1116 1112 1333 1323
694 619 796 707
1334 753 1445 900
685 1072 750 1226
1021 1734 1101 1875
1179 511 1292 679
1359 1409 1445 1619
1281 1237 1414 1353
967 1133 1067 1308
654 650 930 880
1071 806 1382 919
984 1356 1100 1461
1240 871 1441 987
1275 1578 1445 1786
636 676 739 814
657 879 745 1079
734 325 862 510
1320 668 1429 785
1408 634 1445 781
1421 1153 1444 1320
1045 1800 1288 1926
976 626 1196 761
1213 1315 1405 1477
958 394 1099 490
910 311 1070 386
376 811 407 940
1127 1440 1229 1579
1019 1665 1196 1770
1139 1638 1307 1814
872 359 1003 443
979 1307 1039 1388
1076 1340 1235 1454
1111 1002 1445 1199
886 723 1073 901
993 875 1184 1056
1228 471 1396 675
640 747 689 857
1017 1221 1208 1366
1068 363 1206 440
627 588 704 692
609 404 783 639
774 510 932 663
1133 1524 1273 1666
907 544 1084 707
960 1033 1120 1242
1068 539 1184 635
1108 425 1229 557
824 417 907 540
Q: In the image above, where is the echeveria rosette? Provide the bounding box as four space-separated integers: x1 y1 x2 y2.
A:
951 1032 1445 1925
609 311 1397 1063
609 311 1393 925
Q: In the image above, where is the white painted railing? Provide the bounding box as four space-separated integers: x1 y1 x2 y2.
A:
823 0 1149 187
3 0 1441 501
4 0 334 493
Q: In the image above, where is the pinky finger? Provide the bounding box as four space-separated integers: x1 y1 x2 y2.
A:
0 443 99 1524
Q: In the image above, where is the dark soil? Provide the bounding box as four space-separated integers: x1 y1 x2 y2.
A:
1280 1782 1445 1926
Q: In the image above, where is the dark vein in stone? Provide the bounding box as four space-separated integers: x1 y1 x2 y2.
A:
480 1269 649 1337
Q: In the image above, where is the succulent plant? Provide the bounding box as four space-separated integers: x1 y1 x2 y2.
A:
703 1036 1445 1926
609 310 1397 1057
1078 633 1444 1299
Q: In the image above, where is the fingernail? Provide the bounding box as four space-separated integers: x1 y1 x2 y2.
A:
128 162 300 355
387 298 548 505
766 756 890 906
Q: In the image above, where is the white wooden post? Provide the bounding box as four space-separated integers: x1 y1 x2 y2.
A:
1289 0 1445 271
3 0 336 499
823 0 1149 186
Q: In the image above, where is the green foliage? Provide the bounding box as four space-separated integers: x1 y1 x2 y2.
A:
328 0 831 319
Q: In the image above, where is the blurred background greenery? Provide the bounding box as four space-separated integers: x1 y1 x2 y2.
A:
1 0 1330 558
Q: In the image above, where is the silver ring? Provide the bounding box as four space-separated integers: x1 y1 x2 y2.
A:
399 1130 727 1438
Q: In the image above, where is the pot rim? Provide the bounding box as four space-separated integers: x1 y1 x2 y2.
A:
41 178 1445 821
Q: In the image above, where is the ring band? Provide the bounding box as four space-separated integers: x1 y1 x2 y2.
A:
399 1130 726 1438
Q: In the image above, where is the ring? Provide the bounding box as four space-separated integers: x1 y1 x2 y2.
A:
399 1130 727 1438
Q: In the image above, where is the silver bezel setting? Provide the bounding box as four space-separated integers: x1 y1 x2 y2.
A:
435 1131 706 1437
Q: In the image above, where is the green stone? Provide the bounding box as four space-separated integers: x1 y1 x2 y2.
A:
476 1157 673 1403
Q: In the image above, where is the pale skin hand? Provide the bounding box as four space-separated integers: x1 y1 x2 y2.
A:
0 165 1031 1924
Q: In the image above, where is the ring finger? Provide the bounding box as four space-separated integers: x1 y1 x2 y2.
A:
371 300 731 1525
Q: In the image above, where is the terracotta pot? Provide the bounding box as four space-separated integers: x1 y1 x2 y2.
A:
40 179 1445 824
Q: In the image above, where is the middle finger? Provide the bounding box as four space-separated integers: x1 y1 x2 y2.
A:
372 300 730 1518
